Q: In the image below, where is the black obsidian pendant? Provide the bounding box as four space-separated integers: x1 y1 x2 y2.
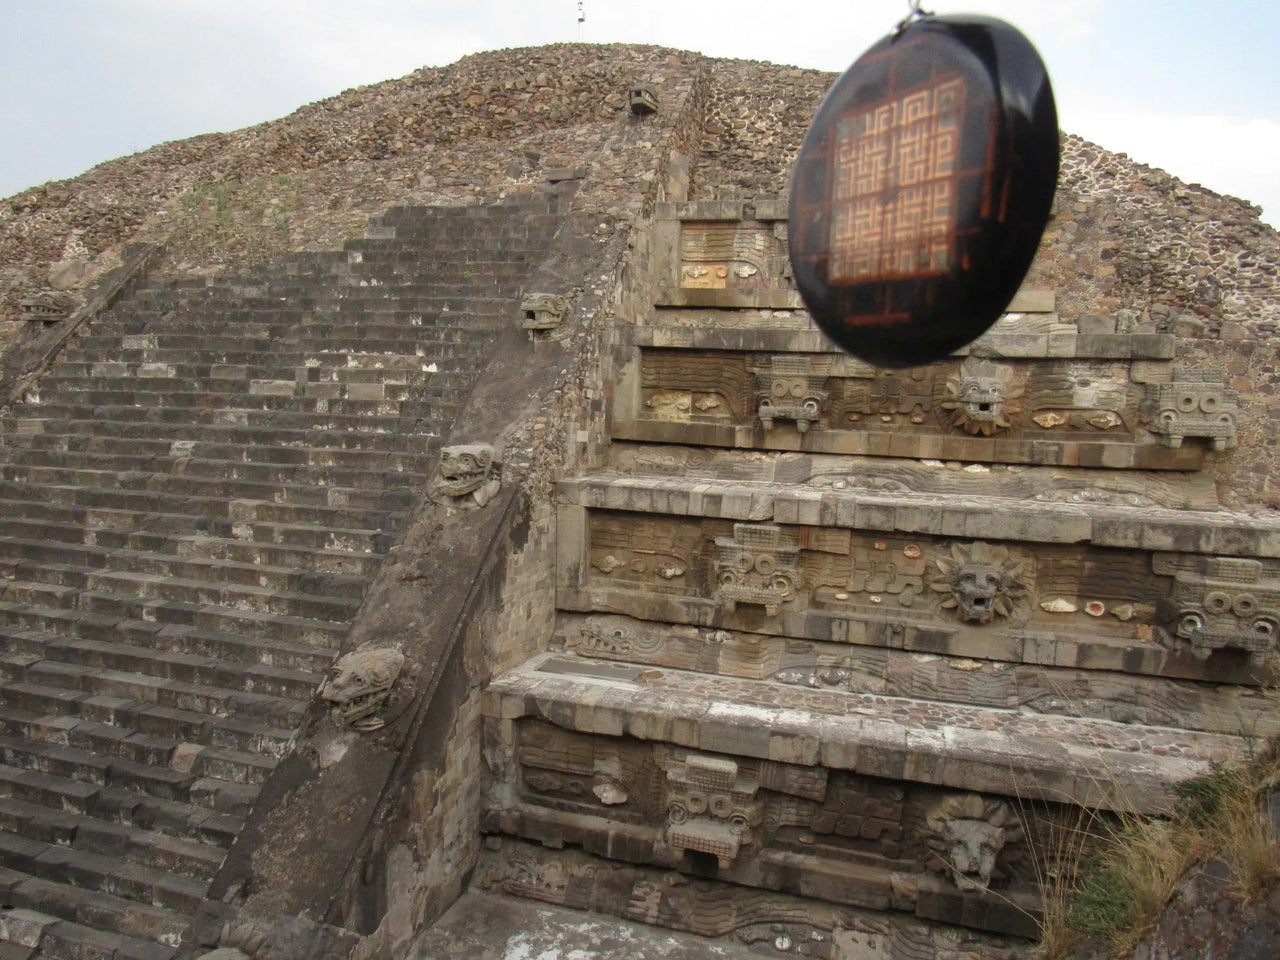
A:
788 15 1059 368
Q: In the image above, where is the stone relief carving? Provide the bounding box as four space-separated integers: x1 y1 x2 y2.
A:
665 753 763 866
929 542 1030 625
754 355 829 433
319 646 405 731
520 292 569 332
713 524 800 616
806 775 905 858
924 794 1023 892
629 85 659 115
20 289 77 322
678 222 783 291
1148 367 1238 450
844 540 927 609
939 358 1021 436
1154 555 1280 664
432 443 501 506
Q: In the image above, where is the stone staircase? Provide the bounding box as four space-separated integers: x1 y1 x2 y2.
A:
479 199 1280 955
0 190 569 959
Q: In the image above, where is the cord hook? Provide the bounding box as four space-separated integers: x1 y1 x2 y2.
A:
895 0 935 37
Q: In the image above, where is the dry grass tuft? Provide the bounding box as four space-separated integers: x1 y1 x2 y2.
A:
1031 743 1280 960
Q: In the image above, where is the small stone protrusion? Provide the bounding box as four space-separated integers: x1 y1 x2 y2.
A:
629 86 659 116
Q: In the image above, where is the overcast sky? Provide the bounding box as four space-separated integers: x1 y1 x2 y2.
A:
2 1 1277 227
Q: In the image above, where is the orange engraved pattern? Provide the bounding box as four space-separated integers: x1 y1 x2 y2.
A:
829 76 964 282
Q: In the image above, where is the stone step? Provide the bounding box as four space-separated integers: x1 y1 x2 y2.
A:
0 591 343 660
20 383 467 415
0 560 362 623
12 659 307 733
0 907 178 960
0 800 225 882
46 349 458 376
0 497 231 542
0 419 438 454
0 433 437 475
0 726 275 799
0 483 398 539
0 866 189 951
0 762 244 846
5 835 207 914
54 340 471 369
62 620 332 675
0 693 294 763
0 448 429 492
0 519 381 578
0 736 189 806
0 536 369 602
4 403 445 440
0 519 384 580
3 634 322 704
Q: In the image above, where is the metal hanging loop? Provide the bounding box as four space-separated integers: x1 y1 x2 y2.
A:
895 0 935 37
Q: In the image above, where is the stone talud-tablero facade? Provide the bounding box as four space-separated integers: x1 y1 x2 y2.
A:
0 41 1277 960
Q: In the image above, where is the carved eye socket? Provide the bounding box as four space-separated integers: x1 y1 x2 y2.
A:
790 381 806 398
1233 594 1258 617
1204 591 1232 614
754 554 777 575
772 382 789 398
1177 611 1205 637
1177 395 1199 413
1200 395 1221 414
1251 617 1278 639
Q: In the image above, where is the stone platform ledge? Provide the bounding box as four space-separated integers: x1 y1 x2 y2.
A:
484 654 1248 815
626 323 1175 361
556 475 1280 557
610 419 1209 471
603 445 1222 512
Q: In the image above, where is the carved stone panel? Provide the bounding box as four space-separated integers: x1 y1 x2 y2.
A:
520 293 569 331
432 443 501 506
921 794 1024 893
491 719 1043 925
939 359 1021 437
664 753 763 866
629 86 659 115
579 510 1181 645
676 221 791 293
621 347 1204 469
1147 366 1238 450
319 646 405 730
1153 555 1280 664
20 289 77 322
713 524 800 616
754 355 830 433
929 542 1031 625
